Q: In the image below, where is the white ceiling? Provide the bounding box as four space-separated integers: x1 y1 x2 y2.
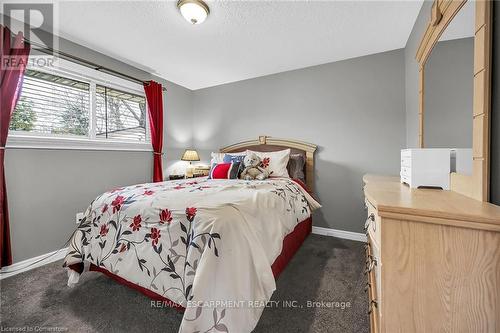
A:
54 0 424 90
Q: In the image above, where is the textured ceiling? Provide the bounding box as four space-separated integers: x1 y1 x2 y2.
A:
54 0 424 90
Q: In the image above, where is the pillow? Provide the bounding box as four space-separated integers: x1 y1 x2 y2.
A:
223 154 245 177
223 153 245 164
208 162 241 179
210 152 225 165
287 153 306 181
246 149 291 178
210 151 245 165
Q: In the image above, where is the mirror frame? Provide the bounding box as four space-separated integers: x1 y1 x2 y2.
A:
416 0 492 202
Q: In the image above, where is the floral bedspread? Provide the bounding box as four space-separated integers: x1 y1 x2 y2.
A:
64 177 320 333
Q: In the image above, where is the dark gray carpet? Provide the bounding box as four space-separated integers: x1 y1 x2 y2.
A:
0 235 368 333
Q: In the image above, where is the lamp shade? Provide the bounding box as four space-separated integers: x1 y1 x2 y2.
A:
181 149 200 162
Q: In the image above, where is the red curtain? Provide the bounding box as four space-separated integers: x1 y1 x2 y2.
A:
143 81 164 182
0 25 30 267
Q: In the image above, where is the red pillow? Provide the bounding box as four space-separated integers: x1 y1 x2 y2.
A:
210 163 232 179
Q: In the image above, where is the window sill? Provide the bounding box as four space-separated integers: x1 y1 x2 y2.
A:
6 135 152 152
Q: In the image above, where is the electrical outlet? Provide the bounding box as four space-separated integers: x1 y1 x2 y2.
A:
76 212 84 224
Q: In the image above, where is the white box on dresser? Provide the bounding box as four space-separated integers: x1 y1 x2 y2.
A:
451 148 472 175
400 149 451 190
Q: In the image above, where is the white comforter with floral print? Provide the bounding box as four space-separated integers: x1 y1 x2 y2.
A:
64 177 320 333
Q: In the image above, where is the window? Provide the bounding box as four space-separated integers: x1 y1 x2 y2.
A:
10 69 90 136
8 59 150 151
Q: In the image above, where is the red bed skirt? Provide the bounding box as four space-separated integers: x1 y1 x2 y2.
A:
89 216 312 311
271 216 312 278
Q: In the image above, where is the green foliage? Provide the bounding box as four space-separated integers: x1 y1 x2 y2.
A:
9 97 36 131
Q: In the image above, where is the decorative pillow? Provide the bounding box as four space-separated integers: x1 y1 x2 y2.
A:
223 153 245 164
246 149 291 178
210 151 245 165
208 162 241 179
287 153 306 181
223 154 245 176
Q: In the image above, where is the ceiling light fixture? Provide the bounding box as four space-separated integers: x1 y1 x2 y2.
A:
177 0 210 25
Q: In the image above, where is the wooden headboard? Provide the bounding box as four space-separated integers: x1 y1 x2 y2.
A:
220 136 317 191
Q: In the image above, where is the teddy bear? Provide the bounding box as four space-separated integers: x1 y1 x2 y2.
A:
240 152 270 180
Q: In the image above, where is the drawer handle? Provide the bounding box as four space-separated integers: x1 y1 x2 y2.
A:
368 299 378 315
364 213 375 231
364 282 371 292
364 243 371 256
365 257 377 274
364 254 373 270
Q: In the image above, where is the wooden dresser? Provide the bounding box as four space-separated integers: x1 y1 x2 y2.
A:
363 174 500 332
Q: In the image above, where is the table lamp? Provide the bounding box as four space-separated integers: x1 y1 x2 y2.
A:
181 149 200 178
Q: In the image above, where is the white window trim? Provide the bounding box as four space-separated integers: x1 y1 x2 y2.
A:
6 134 152 152
8 57 152 152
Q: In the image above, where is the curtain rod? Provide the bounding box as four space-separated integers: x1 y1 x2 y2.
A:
24 38 167 92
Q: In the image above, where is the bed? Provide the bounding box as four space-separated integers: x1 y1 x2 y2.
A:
64 136 320 333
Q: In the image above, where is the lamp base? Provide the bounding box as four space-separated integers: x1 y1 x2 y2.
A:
185 163 195 178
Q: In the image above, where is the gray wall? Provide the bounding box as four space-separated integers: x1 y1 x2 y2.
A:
424 37 474 148
192 49 406 233
405 0 433 148
6 35 194 263
5 150 151 262
491 0 499 205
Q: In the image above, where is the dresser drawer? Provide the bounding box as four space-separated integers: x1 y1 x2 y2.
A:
401 149 412 158
365 200 381 248
400 166 411 177
401 156 412 168
400 174 410 186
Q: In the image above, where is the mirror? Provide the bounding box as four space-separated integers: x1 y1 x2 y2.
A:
423 1 474 174
416 0 492 201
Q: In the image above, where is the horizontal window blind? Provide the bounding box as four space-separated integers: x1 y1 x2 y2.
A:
96 85 148 142
9 65 149 146
10 69 90 136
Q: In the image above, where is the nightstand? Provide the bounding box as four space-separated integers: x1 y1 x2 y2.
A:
192 173 207 178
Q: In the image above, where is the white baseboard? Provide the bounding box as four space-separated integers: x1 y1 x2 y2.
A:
0 247 68 280
312 226 367 242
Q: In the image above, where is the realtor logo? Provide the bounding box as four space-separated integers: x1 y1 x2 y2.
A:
2 3 55 52
2 3 57 70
